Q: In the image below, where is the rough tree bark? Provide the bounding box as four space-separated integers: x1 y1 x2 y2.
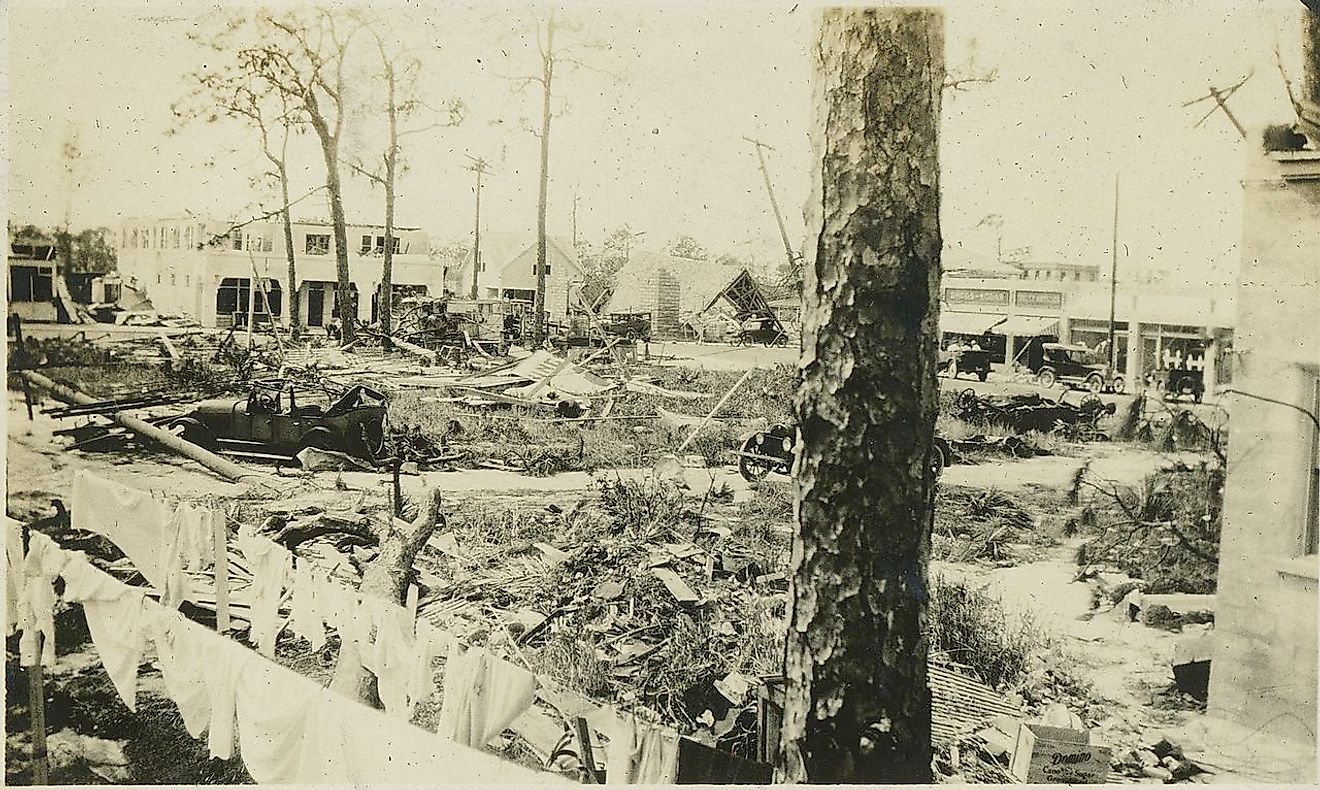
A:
329 487 445 706
780 8 944 784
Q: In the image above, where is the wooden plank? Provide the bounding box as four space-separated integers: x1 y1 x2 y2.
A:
213 506 231 633
652 567 700 604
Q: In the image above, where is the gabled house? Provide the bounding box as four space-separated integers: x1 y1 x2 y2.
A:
605 249 777 337
448 232 583 324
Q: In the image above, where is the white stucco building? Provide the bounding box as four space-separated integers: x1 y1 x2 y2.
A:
116 217 440 329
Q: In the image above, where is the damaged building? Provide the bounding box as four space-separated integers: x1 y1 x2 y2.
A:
116 217 440 329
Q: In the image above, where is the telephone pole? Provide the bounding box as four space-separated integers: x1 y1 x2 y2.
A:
465 155 492 300
744 136 799 273
1107 174 1120 372
1183 71 1252 140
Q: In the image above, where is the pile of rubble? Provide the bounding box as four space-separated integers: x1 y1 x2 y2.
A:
952 388 1116 438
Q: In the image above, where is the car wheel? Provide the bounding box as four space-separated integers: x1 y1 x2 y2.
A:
1036 368 1057 388
298 427 337 453
1110 376 1125 394
977 370 989 382
1085 374 1104 394
167 418 217 450
625 330 638 342
931 440 949 476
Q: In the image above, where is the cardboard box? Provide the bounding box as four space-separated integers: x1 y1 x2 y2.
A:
1010 722 1113 784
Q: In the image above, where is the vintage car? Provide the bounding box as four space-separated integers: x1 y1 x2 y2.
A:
937 347 994 382
1156 366 1206 403
167 381 387 462
1031 343 1125 394
736 423 952 481
728 314 790 347
600 312 653 342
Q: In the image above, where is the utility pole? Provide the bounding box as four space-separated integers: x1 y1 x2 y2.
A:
1107 174 1120 372
465 155 492 300
1183 71 1252 140
571 193 580 252
744 136 798 273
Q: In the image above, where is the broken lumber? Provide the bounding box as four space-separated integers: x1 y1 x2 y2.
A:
390 335 440 364
652 567 700 604
20 370 259 484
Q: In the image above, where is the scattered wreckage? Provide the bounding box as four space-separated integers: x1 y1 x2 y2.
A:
952 387 1116 438
735 423 954 481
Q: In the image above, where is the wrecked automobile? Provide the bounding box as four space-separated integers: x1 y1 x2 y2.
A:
166 380 387 463
736 423 952 481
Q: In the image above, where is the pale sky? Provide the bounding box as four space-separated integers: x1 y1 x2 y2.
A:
4 1 1307 287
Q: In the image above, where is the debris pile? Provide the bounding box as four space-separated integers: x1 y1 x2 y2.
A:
952 388 1116 438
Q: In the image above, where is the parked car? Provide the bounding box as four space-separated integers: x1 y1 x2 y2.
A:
167 380 387 462
1030 343 1125 393
601 312 652 342
1156 366 1206 403
937 347 993 382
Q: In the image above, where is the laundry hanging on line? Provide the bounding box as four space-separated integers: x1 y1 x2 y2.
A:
25 532 570 786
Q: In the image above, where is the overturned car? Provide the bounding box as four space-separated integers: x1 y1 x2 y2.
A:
735 423 952 482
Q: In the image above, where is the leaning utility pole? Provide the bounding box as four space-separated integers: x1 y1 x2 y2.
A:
1107 175 1120 372
744 136 799 273
781 7 943 784
1183 71 1252 140
465 155 492 300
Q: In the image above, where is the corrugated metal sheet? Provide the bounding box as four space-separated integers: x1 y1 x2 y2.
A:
929 660 1024 745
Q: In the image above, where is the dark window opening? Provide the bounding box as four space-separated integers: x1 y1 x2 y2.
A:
306 234 331 255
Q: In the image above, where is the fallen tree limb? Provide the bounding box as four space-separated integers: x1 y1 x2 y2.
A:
20 370 259 484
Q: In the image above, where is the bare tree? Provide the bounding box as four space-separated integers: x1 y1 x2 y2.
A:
348 28 464 337
237 9 366 344
175 38 306 333
509 9 612 344
780 8 944 784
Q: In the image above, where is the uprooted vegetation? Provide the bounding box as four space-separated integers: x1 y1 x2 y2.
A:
387 365 798 473
933 486 1056 565
1075 462 1223 594
928 576 1100 717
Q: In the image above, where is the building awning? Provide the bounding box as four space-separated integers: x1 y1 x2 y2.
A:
940 311 1002 335
990 315 1059 337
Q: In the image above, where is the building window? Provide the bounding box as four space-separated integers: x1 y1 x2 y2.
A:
184 274 190 287
184 227 193 250
306 234 331 255
169 271 176 286
533 264 552 276
172 228 181 248
361 235 373 254
8 266 53 302
232 231 244 251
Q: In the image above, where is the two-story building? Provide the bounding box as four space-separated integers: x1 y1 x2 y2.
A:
116 217 439 329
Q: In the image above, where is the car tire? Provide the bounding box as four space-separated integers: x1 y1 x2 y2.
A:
1110 376 1125 394
1036 368 1057 388
167 418 217 450
1085 374 1104 394
977 370 989 382
298 427 337 453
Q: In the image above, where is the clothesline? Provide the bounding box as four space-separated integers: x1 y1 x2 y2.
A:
57 469 769 783
7 519 570 785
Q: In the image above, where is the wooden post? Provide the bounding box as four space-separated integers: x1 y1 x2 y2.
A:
213 506 230 633
21 525 49 784
12 315 35 421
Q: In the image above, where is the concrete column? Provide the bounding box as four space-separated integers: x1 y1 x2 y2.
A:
1203 332 1218 397
1126 321 1144 387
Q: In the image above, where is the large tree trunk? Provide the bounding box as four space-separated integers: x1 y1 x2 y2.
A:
780 8 943 784
329 487 445 706
279 163 300 334
326 160 355 345
534 27 555 346
381 66 399 338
